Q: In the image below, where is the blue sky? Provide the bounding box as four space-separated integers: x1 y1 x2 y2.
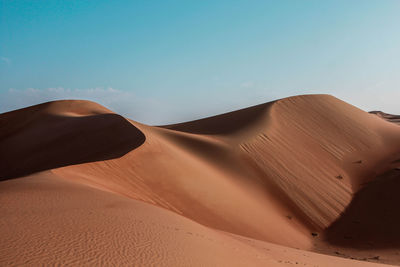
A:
1 0 400 124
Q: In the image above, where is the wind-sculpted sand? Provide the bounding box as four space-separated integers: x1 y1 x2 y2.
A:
1 95 400 266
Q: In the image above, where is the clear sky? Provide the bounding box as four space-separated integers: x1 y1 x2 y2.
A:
1 0 400 124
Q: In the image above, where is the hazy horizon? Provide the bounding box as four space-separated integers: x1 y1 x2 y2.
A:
1 1 399 124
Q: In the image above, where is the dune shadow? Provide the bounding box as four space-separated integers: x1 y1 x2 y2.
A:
324 169 400 249
160 102 273 135
0 113 145 180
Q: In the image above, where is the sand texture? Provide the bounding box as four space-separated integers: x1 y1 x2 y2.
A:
2 94 400 266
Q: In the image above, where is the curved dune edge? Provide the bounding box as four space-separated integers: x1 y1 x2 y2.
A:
0 100 145 180
2 95 400 266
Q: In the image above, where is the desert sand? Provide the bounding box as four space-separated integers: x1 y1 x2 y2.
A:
1 94 400 266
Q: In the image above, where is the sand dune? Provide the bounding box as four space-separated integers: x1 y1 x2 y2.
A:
370 111 400 125
1 94 400 266
0 100 145 180
2 171 387 267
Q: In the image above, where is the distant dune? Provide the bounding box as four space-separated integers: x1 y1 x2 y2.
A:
2 94 400 266
370 111 400 125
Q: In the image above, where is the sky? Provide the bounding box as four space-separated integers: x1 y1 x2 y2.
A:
1 0 400 124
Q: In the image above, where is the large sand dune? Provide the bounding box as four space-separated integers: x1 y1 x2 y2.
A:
1 94 400 266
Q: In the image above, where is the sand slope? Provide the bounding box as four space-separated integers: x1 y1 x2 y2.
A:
371 111 400 125
0 100 145 180
1 171 389 267
1 94 400 266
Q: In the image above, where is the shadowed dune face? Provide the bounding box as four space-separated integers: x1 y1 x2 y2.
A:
3 96 400 266
205 95 400 233
325 169 400 248
0 172 385 267
46 95 400 250
0 103 145 180
237 95 400 230
162 102 273 135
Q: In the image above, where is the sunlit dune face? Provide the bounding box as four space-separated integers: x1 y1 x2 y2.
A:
2 95 400 266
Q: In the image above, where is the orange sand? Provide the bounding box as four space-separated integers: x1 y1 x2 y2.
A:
1 94 400 266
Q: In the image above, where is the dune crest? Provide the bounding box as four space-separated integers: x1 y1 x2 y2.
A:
2 95 400 266
0 100 145 180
